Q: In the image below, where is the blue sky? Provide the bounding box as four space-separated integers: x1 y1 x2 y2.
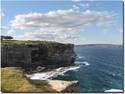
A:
1 0 123 45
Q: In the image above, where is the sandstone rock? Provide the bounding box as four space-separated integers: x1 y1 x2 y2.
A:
1 41 76 73
45 80 79 92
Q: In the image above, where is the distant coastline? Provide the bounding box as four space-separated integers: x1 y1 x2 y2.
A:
75 44 122 48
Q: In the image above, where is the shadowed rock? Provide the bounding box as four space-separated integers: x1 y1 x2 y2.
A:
1 40 76 73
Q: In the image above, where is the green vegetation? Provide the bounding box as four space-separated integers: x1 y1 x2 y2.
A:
1 67 79 93
1 67 56 93
1 39 73 57
1 40 67 45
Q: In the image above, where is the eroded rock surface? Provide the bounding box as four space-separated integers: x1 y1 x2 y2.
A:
1 41 76 73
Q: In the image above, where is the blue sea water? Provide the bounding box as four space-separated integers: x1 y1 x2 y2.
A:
52 46 123 92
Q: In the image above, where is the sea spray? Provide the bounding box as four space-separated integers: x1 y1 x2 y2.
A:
27 66 80 80
75 61 90 66
105 89 123 92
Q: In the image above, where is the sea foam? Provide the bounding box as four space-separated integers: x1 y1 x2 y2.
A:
76 54 86 59
105 89 123 92
75 61 90 66
27 66 80 80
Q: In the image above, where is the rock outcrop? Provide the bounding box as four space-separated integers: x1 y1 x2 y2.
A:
1 67 79 93
46 80 79 92
1 40 76 73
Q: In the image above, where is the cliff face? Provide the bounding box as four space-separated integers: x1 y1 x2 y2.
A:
1 41 76 73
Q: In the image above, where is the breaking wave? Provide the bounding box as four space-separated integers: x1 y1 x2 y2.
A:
105 89 123 92
75 61 90 66
76 54 86 59
26 66 80 80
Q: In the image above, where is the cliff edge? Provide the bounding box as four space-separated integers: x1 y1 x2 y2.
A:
1 40 76 73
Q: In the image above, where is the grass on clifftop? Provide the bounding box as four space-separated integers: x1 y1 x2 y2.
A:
1 67 56 93
1 40 51 45
1 40 70 45
1 40 73 55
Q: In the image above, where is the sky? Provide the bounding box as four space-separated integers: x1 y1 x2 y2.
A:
1 0 123 45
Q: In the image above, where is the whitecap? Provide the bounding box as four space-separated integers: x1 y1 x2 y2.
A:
65 66 80 71
75 61 90 66
105 89 123 92
76 54 86 59
26 66 80 80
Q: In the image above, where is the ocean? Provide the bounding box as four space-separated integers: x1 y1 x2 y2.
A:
28 46 123 93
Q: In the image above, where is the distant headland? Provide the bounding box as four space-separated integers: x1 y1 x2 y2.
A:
75 44 122 48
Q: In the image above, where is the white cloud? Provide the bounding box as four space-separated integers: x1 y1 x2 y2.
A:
80 3 89 7
15 30 78 44
119 28 123 33
10 9 117 43
72 0 97 2
11 9 116 31
72 0 82 2
0 10 5 24
0 10 5 17
1 26 9 35
1 26 9 30
72 5 80 10
7 29 15 34
1 26 16 36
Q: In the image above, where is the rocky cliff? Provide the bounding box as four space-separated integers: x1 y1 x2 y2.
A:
1 40 76 73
